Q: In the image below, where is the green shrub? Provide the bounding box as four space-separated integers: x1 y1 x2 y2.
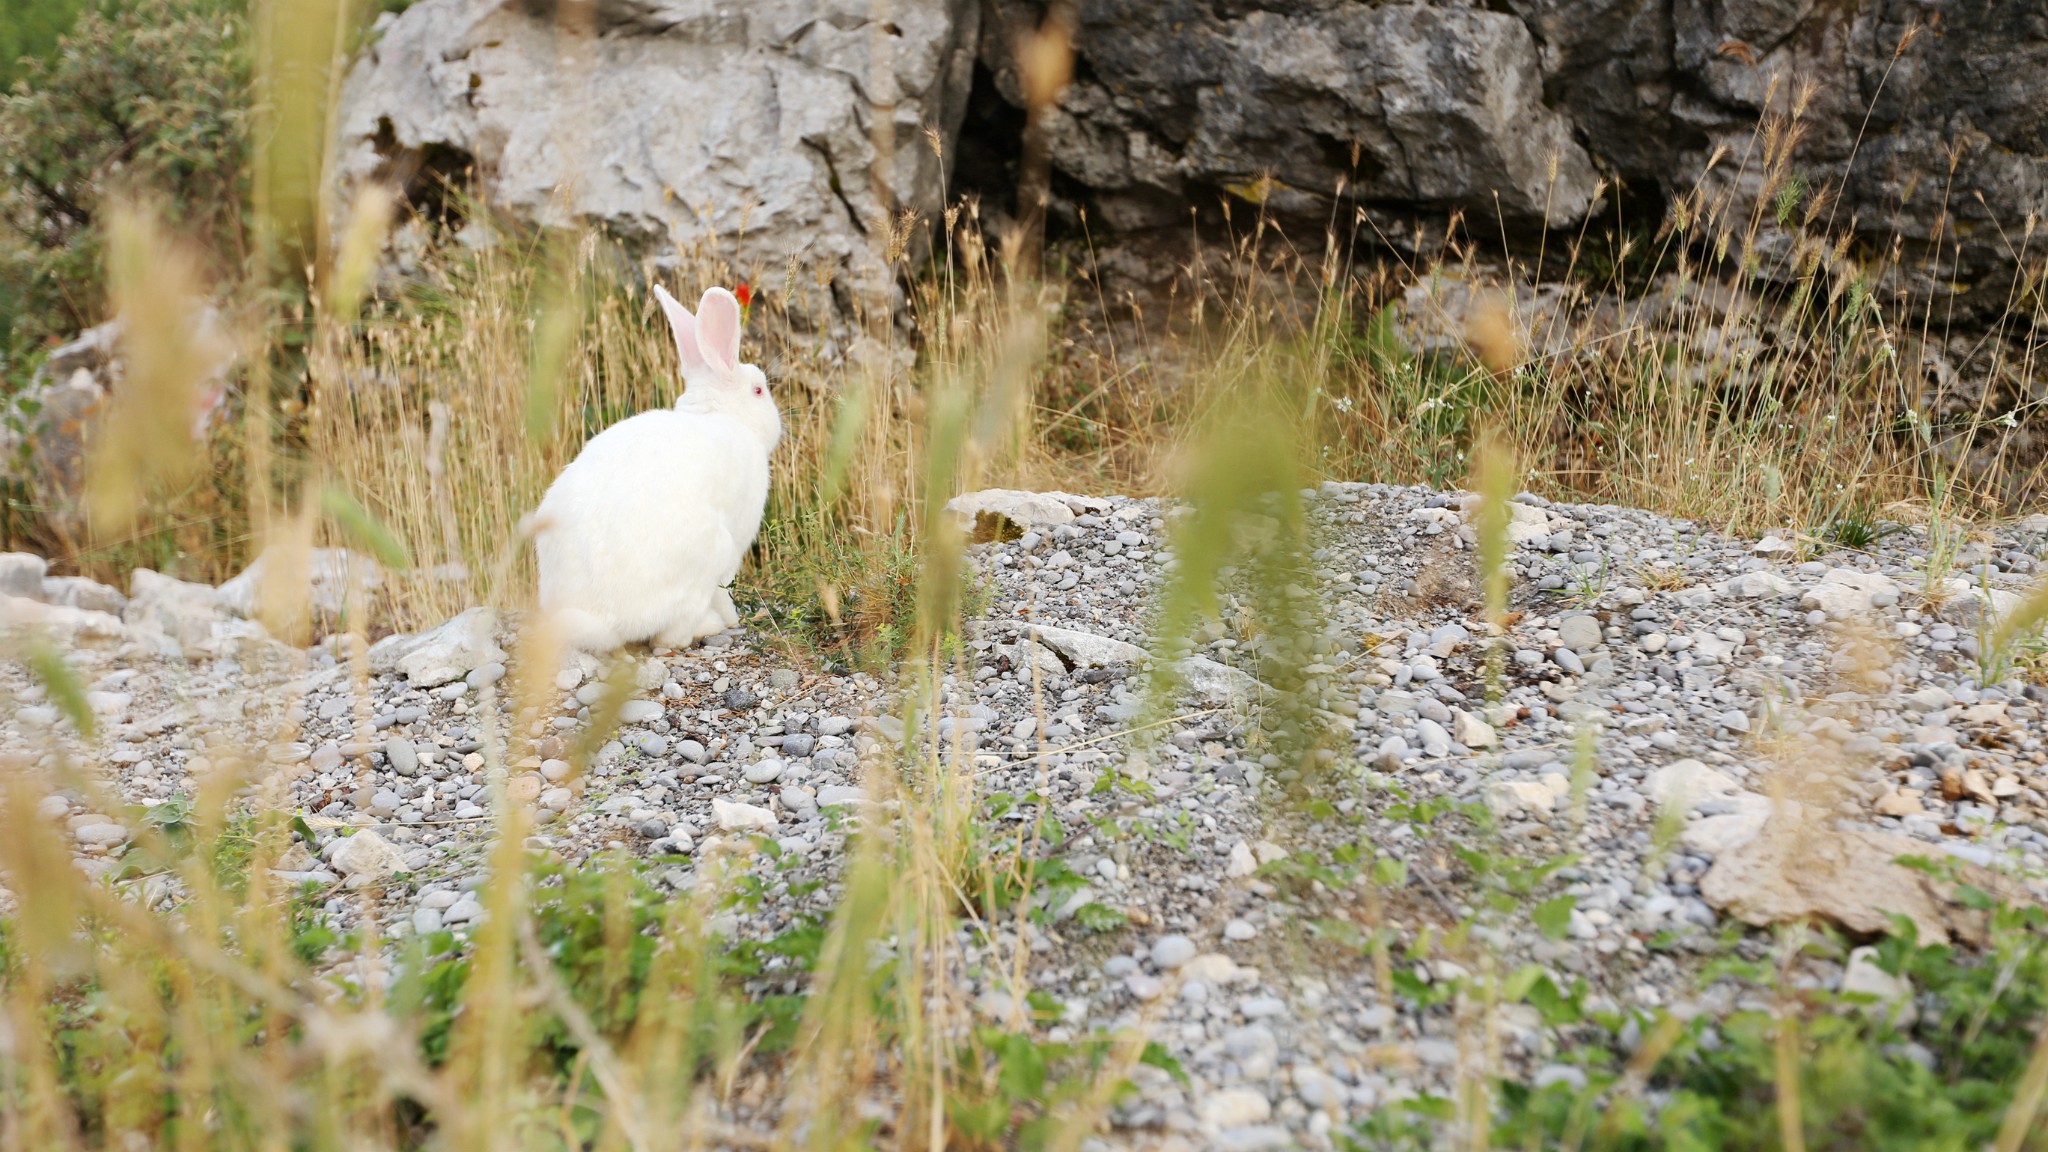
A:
0 0 92 89
0 0 249 370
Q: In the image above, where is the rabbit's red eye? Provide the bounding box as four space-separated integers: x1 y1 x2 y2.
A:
753 385 764 396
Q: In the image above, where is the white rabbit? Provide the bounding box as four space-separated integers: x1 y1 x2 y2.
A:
532 284 781 652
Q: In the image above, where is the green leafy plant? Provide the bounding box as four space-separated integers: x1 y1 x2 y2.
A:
0 0 250 360
1352 900 2048 1150
948 1028 1182 1151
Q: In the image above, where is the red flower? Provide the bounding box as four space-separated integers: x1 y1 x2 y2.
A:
733 282 753 308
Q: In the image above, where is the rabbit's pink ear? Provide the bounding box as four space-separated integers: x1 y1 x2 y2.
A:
654 284 707 376
695 287 743 375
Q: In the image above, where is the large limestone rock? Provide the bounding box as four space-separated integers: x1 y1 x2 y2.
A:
126 570 276 658
1699 821 2015 947
325 828 411 888
217 547 385 624
943 488 1092 538
1026 623 1148 668
124 569 233 656
366 607 507 687
1505 0 2048 318
979 1 1599 232
978 1 2048 315
0 594 128 646
0 324 116 541
334 0 981 321
0 554 47 599
0 315 235 539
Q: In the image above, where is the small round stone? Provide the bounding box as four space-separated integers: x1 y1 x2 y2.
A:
1150 933 1197 969
384 738 420 778
618 699 664 725
1557 614 1603 650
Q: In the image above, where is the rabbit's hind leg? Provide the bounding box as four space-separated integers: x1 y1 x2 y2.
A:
709 586 738 630
550 608 624 653
652 619 708 649
676 587 738 643
651 587 721 649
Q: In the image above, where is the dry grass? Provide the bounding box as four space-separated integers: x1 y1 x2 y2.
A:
44 78 2047 627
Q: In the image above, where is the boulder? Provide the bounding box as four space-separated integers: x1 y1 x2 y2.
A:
123 569 232 656
0 324 116 540
0 554 48 598
713 797 779 833
944 488 1079 539
371 607 507 687
1644 758 1738 809
982 1 2048 318
41 575 127 615
1800 568 1902 616
980 1 1598 232
1484 780 1555 819
216 547 385 623
1720 571 1794 599
0 316 234 539
325 829 411 888
0 595 128 646
1026 623 1148 667
334 0 982 323
1699 823 2011 947
1175 656 1266 707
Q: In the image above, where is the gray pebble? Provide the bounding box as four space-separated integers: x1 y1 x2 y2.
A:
384 738 420 778
618 699 664 725
1151 933 1198 969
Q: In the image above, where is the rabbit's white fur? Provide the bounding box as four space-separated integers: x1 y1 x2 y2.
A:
533 285 780 652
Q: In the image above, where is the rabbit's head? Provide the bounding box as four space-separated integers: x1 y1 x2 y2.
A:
654 284 780 449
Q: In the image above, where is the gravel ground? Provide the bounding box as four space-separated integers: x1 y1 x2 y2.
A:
4 484 2047 1148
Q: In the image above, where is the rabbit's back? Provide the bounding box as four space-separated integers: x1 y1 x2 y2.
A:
534 408 769 648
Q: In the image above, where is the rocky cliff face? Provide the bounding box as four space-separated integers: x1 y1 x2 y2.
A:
976 0 1602 233
332 0 2048 319
978 0 2048 315
334 0 982 322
